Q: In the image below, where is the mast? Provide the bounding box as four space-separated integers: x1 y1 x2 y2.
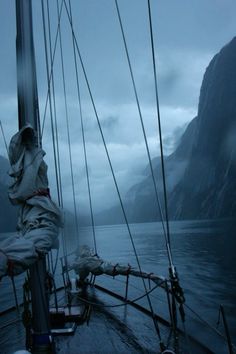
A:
16 0 40 135
15 1 53 353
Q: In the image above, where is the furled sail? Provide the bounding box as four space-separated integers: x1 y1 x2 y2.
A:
71 245 165 286
0 125 62 278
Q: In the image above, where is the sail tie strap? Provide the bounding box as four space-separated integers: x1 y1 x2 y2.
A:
27 188 51 200
112 263 119 277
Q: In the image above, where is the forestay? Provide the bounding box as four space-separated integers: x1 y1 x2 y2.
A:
0 125 62 278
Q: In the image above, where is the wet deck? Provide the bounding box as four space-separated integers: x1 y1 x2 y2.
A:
0 281 221 354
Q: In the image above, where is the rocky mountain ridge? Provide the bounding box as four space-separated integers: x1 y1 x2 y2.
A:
127 37 236 222
1 37 236 229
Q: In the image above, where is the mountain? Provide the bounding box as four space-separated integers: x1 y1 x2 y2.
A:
122 117 197 222
92 118 198 225
124 37 236 222
169 37 236 219
0 156 18 232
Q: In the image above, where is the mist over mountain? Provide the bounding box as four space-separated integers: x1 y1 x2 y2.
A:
1 38 236 229
94 37 236 224
169 37 236 219
124 37 236 222
120 117 197 223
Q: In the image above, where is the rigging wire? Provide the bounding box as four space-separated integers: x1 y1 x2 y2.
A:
67 0 97 255
45 0 66 273
75 283 159 309
41 0 64 136
56 0 80 246
146 4 185 339
41 0 61 207
114 0 173 269
41 0 62 283
147 0 173 268
0 120 9 158
46 0 63 207
41 0 68 261
184 303 236 350
62 0 163 343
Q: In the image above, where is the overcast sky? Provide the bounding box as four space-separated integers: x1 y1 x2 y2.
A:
0 0 236 214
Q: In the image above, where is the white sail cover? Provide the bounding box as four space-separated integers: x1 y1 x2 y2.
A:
71 245 165 286
0 125 62 278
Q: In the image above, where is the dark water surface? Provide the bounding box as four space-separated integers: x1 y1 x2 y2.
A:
0 219 235 353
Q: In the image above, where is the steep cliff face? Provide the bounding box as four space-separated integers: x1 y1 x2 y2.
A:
0 156 18 232
126 37 236 222
124 117 197 222
169 37 236 219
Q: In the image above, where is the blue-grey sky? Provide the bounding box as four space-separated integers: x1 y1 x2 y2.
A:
0 0 236 213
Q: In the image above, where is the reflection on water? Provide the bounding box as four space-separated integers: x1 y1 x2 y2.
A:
0 219 236 351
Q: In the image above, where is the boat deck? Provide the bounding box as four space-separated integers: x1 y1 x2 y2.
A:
0 278 228 354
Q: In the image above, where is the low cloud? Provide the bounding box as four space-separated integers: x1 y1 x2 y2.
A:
2 0 234 216
0 88 196 214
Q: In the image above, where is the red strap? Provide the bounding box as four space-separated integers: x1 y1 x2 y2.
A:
27 188 51 200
